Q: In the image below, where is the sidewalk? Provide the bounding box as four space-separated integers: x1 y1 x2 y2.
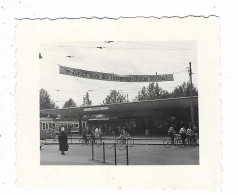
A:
40 145 111 165
41 144 199 165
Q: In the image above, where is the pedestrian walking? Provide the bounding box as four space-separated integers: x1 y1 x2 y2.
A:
145 129 150 136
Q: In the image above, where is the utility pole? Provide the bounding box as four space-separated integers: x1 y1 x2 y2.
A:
78 114 82 136
188 62 195 126
156 72 159 98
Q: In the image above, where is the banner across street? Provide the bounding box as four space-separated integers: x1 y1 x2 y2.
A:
59 65 174 82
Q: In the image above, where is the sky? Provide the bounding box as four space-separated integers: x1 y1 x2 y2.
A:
39 41 197 107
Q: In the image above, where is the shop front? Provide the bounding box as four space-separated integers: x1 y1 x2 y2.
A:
40 96 199 136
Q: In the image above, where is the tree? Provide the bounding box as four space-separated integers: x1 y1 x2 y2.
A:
171 81 198 98
159 90 171 98
134 82 170 101
134 81 198 101
40 88 57 110
103 90 127 104
82 92 92 106
147 82 156 100
135 86 147 101
63 98 77 108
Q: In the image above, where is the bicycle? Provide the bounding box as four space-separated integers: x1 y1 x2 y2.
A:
116 137 134 150
87 135 96 146
163 134 184 148
79 137 88 146
94 136 102 147
163 137 177 148
175 135 185 148
185 134 199 147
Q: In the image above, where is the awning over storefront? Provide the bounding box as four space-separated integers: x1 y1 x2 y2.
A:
40 96 198 117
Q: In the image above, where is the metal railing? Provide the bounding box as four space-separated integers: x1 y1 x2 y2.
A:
43 137 166 144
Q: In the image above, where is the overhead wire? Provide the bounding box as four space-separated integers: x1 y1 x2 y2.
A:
46 79 194 96
51 82 199 105
40 56 194 77
40 65 197 97
40 41 196 50
40 43 197 106
49 83 197 102
42 53 195 65
41 40 195 48
40 62 197 93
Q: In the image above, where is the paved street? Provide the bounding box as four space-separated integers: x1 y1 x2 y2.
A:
41 137 199 165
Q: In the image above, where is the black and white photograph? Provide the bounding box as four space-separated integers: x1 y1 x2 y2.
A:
16 18 221 189
39 41 199 165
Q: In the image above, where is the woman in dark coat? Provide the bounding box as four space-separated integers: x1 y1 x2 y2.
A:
58 127 68 155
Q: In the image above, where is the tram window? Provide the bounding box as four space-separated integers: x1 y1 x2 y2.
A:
82 123 85 127
46 123 48 129
40 122 42 129
74 123 79 128
42 123 45 130
53 123 55 129
49 122 52 128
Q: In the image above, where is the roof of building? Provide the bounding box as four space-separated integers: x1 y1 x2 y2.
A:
40 96 198 117
40 117 54 121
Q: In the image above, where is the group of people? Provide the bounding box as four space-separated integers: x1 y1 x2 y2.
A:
82 126 103 144
56 125 131 155
168 124 198 145
55 124 197 155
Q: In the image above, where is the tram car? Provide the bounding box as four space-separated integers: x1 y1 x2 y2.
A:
53 118 82 135
40 117 88 139
40 117 55 140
